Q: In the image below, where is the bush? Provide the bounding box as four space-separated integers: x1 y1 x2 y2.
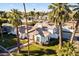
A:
57 42 76 56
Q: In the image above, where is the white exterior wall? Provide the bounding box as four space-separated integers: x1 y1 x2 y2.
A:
34 34 49 44
34 34 41 43
41 36 49 44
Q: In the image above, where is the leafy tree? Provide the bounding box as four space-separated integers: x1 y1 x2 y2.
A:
7 9 22 53
48 3 72 49
70 3 79 44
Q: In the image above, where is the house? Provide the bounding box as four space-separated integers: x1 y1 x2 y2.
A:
34 27 50 45
2 24 32 39
9 25 32 39
31 22 73 45
2 23 13 33
30 23 58 45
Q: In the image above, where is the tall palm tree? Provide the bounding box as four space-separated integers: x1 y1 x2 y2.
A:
48 3 72 49
33 8 36 20
23 3 30 56
7 9 22 53
70 3 79 43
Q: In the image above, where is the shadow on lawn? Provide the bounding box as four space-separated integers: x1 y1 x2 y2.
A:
20 49 57 56
0 33 17 48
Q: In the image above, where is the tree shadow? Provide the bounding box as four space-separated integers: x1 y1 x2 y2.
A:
45 49 56 55
20 49 57 56
0 33 17 49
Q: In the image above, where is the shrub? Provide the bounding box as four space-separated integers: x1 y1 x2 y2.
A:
57 42 76 56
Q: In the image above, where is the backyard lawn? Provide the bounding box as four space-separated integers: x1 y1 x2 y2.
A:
12 43 59 56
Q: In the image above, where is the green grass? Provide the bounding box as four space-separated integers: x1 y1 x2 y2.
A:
0 33 28 48
12 43 59 56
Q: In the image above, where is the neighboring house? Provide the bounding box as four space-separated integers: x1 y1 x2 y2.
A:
32 23 73 44
9 25 32 39
2 24 32 39
2 23 13 33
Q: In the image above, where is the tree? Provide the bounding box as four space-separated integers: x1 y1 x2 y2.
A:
70 4 79 43
23 3 30 56
36 12 40 20
0 11 7 42
57 42 76 56
29 11 35 20
7 9 22 53
48 3 72 49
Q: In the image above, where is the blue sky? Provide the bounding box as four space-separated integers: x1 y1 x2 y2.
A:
0 3 51 12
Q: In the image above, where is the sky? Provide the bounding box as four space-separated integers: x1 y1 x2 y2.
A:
0 3 51 12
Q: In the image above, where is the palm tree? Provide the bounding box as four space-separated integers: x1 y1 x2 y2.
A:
36 12 40 20
0 11 7 42
23 3 30 56
48 3 72 49
70 4 79 43
7 9 22 53
29 11 35 20
33 8 36 20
